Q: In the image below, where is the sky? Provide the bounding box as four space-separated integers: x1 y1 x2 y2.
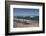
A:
13 8 39 16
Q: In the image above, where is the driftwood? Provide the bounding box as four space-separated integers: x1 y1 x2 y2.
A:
14 20 30 25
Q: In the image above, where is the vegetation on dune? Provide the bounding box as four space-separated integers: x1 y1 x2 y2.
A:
14 16 39 24
14 16 39 21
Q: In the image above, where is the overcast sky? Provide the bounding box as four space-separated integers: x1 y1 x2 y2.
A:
13 8 39 16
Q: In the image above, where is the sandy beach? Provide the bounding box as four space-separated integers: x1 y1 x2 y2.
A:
13 19 39 28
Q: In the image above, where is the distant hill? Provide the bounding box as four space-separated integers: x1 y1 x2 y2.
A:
14 16 39 21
